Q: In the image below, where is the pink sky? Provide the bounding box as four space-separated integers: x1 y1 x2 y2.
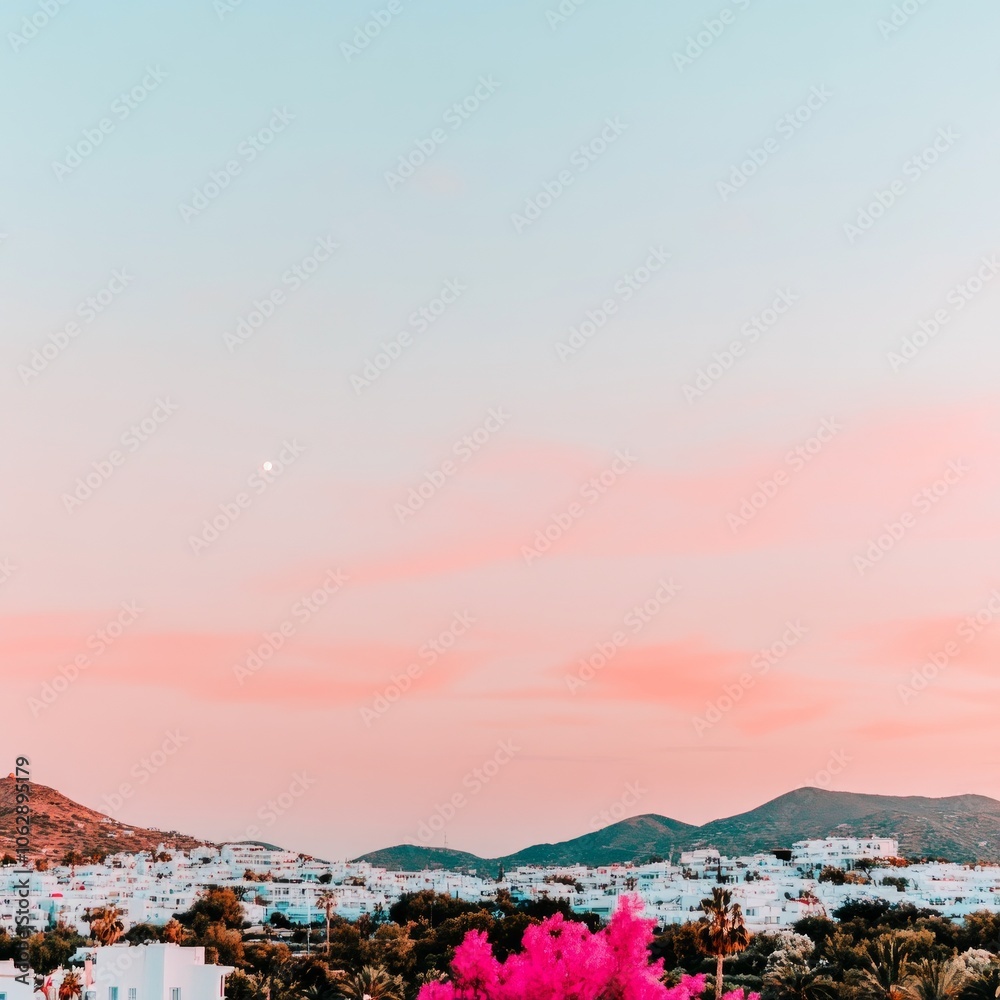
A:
5 398 1000 860
5 0 1000 861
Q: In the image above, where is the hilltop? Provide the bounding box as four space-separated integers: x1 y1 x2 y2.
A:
0 775 214 860
5 779 1000 871
357 788 1000 870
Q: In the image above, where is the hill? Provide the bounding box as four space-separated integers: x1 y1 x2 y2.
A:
500 814 699 868
356 788 1000 870
694 788 1000 860
0 775 215 861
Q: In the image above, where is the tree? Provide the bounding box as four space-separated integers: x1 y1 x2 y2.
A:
338 965 404 1000
698 888 751 1000
316 891 337 955
125 923 161 945
90 906 125 946
763 963 838 1000
818 867 847 886
59 972 83 1000
908 958 967 1000
177 887 246 933
163 919 187 944
652 922 708 974
856 937 914 1000
27 927 86 976
203 921 245 967
417 895 696 1000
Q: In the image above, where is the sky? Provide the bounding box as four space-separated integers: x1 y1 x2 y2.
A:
2 0 1000 862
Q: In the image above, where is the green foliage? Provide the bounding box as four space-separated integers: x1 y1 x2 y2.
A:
819 867 847 886
176 887 247 933
28 926 87 975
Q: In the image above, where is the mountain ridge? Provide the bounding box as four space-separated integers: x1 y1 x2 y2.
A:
5 780 1000 871
356 787 1000 871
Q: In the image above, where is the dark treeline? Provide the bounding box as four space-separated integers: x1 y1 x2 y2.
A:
4 888 1000 1000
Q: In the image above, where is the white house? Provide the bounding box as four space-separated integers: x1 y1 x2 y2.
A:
791 838 899 865
0 960 34 1000
54 944 233 1000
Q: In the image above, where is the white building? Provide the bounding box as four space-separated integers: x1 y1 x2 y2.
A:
0 960 34 1000
792 838 899 865
51 945 233 1000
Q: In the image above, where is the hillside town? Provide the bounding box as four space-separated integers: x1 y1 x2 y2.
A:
6 836 1000 1000
3 836 1000 941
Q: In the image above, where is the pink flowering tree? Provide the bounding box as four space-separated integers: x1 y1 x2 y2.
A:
418 895 761 1000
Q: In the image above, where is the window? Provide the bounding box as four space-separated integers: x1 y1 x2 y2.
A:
110 988 119 1000
129 990 137 1000
171 989 182 1000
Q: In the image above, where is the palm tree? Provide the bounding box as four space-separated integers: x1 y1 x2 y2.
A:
316 891 337 955
297 986 331 1000
90 905 125 946
697 887 751 1000
959 964 1000 1000
338 966 403 1000
908 958 967 1000
856 937 914 1000
765 963 839 1000
58 973 83 1000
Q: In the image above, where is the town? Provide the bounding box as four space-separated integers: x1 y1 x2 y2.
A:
5 835 1000 938
6 834 1000 1000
